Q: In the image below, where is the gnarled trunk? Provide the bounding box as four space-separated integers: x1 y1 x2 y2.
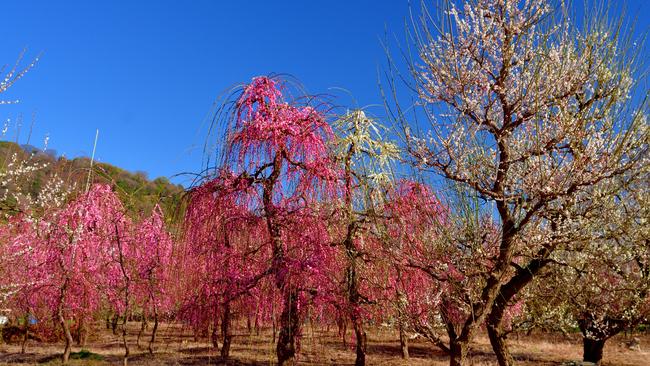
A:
449 338 469 366
487 310 515 366
487 251 551 366
263 152 304 366
583 337 605 365
578 315 627 366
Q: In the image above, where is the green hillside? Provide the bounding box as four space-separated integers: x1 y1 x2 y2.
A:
0 140 184 220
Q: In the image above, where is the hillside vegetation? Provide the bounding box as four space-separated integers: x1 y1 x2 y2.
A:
0 140 184 220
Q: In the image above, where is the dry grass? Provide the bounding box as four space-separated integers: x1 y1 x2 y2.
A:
0 322 648 365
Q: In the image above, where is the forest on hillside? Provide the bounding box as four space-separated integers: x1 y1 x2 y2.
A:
0 140 183 220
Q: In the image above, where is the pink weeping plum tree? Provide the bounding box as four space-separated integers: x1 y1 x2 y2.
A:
2 184 176 365
131 205 174 355
180 170 271 358
184 76 340 365
5 185 127 364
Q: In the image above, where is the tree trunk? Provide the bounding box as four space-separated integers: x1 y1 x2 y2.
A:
221 304 232 359
398 321 409 359
396 286 409 360
487 311 515 366
76 318 87 347
137 317 147 347
211 316 220 351
264 161 300 366
148 310 158 355
58 308 73 364
111 314 119 335
487 252 551 366
583 337 605 365
276 290 300 366
344 225 366 366
80 324 87 348
21 318 28 354
352 318 367 366
340 317 347 348
449 339 469 366
121 315 130 366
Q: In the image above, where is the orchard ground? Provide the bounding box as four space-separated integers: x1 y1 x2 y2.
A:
0 322 648 365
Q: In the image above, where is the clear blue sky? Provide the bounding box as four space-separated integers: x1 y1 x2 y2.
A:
1 1 648 185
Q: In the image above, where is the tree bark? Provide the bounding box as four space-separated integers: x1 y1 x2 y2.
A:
276 290 300 366
344 227 366 365
137 317 147 347
577 316 628 366
338 315 347 347
395 282 409 359
58 307 73 364
352 318 367 366
76 318 87 347
487 250 551 366
487 322 514 366
121 314 130 366
211 316 220 351
398 321 409 359
148 309 158 355
221 304 232 359
56 278 73 365
487 304 514 366
111 314 119 335
583 337 605 365
263 153 303 366
449 338 469 366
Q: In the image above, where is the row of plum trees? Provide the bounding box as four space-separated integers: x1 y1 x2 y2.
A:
1 1 649 366
0 184 173 364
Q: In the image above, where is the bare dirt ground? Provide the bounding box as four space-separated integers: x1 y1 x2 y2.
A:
0 322 648 365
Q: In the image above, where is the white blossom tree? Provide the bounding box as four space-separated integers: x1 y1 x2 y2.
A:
516 169 649 365
388 0 649 364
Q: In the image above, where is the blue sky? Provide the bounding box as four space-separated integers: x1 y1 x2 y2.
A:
0 1 412 185
1 0 648 185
